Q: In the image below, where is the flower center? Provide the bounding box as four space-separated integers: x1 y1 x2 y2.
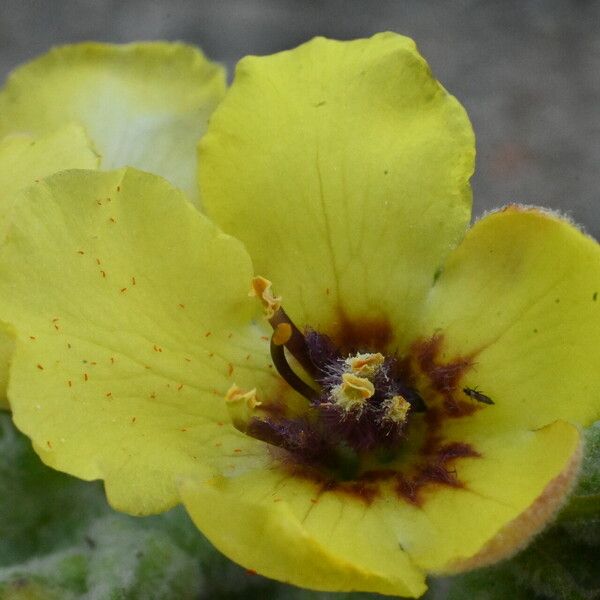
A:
226 277 491 482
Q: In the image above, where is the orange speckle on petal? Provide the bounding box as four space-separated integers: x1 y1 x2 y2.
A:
68 380 72 387
153 344 162 353
260 336 269 341
184 357 191 362
29 336 36 340
131 417 137 424
96 258 101 265
120 287 127 293
77 250 85 255
178 303 185 309
84 373 89 381
36 364 44 370
177 384 183 391
46 440 52 449
100 270 107 278
105 392 112 397
109 217 117 223
227 363 234 376
204 331 212 337
116 185 121 192
131 276 136 286
234 448 242 453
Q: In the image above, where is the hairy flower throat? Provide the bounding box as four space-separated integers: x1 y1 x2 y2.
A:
223 278 432 477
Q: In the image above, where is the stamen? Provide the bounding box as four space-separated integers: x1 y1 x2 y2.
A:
272 322 292 346
251 276 318 378
250 276 281 318
225 384 262 432
331 373 375 416
382 395 411 424
268 306 318 377
345 352 385 378
270 338 319 403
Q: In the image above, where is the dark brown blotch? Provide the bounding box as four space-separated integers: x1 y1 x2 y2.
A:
289 468 381 507
411 334 479 418
286 436 480 508
329 308 393 353
414 334 474 393
393 441 480 506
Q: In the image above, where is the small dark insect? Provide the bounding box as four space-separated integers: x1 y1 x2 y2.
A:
463 387 494 405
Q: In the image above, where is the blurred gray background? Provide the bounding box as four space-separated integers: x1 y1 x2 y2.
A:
1 0 599 236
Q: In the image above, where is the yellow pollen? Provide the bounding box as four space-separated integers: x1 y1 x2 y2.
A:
225 384 262 430
272 322 292 346
332 373 375 415
345 352 385 378
383 395 411 424
250 276 281 318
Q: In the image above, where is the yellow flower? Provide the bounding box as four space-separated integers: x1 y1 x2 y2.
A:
0 33 598 597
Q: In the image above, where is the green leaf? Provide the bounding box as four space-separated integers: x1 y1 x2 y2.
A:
440 567 529 600
557 421 600 527
0 412 106 566
0 414 204 599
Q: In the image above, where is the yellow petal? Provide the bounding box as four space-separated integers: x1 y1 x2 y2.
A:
180 419 579 594
394 419 581 573
180 464 426 597
0 124 99 231
200 33 474 347
417 207 600 431
0 167 281 513
0 43 226 204
0 124 99 409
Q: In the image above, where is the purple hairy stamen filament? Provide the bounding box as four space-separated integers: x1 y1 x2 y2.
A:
312 352 413 452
